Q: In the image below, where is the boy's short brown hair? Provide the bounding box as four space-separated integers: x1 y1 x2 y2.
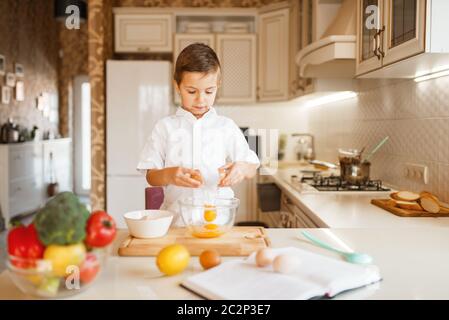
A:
174 43 221 85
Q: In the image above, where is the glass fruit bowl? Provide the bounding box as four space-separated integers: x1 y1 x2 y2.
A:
179 197 240 238
7 247 107 299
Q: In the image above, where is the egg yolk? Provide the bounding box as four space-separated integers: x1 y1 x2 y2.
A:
204 223 218 230
191 224 223 238
203 209 217 222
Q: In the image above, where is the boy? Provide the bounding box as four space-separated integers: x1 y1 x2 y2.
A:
137 43 260 225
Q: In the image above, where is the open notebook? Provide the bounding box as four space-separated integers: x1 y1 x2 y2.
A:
181 247 381 300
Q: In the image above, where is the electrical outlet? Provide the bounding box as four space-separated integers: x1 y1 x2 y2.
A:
404 163 429 184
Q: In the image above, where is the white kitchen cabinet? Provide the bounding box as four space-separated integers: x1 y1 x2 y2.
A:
355 0 384 76
42 139 73 193
174 34 215 56
258 7 290 101
216 34 257 103
356 0 449 78
356 0 424 75
114 13 173 53
382 0 426 66
0 139 73 229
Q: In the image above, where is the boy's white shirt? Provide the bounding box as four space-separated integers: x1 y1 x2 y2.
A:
137 106 260 226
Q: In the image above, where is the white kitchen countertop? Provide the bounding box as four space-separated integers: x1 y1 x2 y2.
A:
1 228 449 300
266 167 449 228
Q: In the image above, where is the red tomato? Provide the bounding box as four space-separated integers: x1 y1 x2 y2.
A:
85 211 117 248
79 253 100 284
7 224 45 268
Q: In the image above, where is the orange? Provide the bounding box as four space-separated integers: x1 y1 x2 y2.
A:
156 244 190 276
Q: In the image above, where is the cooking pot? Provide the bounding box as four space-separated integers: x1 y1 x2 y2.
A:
338 149 371 185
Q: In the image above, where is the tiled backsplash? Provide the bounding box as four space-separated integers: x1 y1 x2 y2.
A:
218 76 449 203
306 76 449 203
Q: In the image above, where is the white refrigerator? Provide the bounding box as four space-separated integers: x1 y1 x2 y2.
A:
106 60 174 228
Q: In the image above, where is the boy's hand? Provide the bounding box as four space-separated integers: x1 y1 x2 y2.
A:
166 167 203 188
218 162 247 187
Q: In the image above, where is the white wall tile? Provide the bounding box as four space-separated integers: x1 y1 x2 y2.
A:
219 76 448 200
437 118 449 163
298 77 448 199
438 164 449 203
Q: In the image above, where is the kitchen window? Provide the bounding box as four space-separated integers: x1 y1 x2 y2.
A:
73 75 91 196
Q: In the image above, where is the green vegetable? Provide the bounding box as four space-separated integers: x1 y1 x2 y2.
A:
34 192 90 246
38 277 60 297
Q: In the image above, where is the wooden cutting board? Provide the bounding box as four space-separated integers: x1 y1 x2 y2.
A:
118 227 271 257
371 199 449 217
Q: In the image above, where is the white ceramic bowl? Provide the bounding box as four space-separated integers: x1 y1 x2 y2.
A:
124 210 173 238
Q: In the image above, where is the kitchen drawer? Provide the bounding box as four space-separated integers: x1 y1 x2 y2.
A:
9 176 44 217
9 145 43 181
281 192 318 228
294 213 310 228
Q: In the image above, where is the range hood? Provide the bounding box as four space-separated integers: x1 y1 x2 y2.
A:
296 0 357 78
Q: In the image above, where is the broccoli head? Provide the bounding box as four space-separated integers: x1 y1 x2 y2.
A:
34 192 90 246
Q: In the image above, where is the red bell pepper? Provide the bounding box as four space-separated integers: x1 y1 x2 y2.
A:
79 253 100 284
85 211 117 248
7 224 45 268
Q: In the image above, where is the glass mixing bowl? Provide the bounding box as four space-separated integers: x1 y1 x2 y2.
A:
6 248 107 298
179 197 240 238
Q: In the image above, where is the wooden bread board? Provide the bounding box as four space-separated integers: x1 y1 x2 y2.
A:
371 199 449 217
118 227 270 257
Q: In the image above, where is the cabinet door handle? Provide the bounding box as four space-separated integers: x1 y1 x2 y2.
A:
137 47 150 52
377 26 386 58
373 31 380 60
373 32 380 60
374 26 386 59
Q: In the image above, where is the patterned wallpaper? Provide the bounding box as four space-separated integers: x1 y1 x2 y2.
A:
88 0 114 210
0 0 59 137
88 0 285 209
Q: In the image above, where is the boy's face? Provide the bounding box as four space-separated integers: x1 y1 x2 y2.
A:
175 71 219 119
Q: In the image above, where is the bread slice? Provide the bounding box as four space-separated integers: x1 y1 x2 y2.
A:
419 196 441 214
396 201 423 211
420 191 439 202
395 191 420 202
386 199 398 207
390 192 400 200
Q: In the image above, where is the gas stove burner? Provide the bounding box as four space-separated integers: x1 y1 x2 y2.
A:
300 174 390 192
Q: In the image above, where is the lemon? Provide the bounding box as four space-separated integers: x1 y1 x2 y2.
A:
43 243 86 277
156 244 190 276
